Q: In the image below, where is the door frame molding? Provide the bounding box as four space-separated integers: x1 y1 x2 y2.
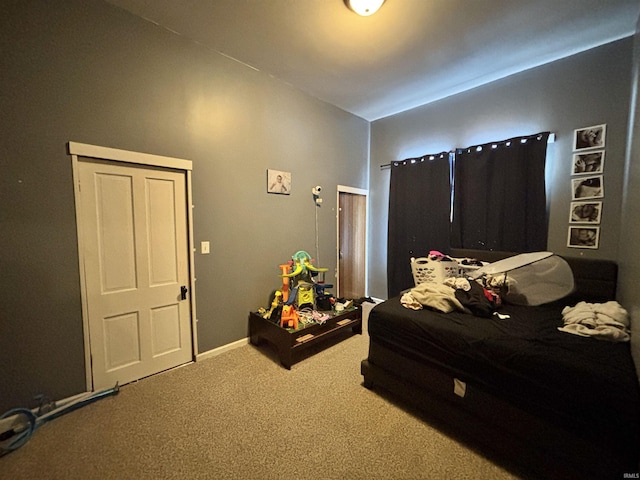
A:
336 185 368 298
68 141 198 391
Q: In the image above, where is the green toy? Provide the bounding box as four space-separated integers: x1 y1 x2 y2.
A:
282 250 328 283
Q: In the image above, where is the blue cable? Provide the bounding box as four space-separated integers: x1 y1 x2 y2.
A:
0 384 119 457
0 408 38 457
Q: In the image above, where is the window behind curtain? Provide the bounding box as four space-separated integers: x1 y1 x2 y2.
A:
450 132 549 252
387 153 451 297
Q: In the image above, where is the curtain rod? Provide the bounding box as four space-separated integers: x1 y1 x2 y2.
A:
379 133 555 170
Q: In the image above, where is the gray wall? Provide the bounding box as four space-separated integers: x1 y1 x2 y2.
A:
618 18 640 377
0 0 369 411
368 38 633 299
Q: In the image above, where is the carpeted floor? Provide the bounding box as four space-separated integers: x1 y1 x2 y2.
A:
0 330 519 479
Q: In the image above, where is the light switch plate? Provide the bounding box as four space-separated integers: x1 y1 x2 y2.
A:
201 241 210 254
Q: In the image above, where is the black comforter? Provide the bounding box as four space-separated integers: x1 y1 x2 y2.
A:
368 296 640 460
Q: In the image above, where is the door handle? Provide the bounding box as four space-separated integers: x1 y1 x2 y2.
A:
180 285 188 300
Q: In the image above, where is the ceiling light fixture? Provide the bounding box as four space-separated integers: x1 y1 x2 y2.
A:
344 0 385 16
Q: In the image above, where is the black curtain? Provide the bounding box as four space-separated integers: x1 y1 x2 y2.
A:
450 132 549 252
387 153 451 297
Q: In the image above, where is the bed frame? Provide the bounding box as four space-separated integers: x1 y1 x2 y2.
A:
361 250 636 479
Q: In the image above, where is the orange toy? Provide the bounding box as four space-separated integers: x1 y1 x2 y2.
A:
278 264 291 303
280 305 299 329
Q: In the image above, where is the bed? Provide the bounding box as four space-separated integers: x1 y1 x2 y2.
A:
361 249 640 479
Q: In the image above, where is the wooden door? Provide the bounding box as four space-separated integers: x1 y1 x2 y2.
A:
78 159 192 390
338 190 367 299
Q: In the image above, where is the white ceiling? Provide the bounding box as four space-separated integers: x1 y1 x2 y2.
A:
105 0 640 121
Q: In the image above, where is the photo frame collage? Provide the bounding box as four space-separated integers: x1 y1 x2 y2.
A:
568 124 606 249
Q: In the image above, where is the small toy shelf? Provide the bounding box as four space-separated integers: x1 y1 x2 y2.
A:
248 307 362 369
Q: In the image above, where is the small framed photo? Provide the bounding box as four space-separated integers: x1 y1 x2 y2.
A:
569 201 602 224
567 226 600 249
267 169 291 195
572 150 604 175
572 175 603 200
573 124 606 151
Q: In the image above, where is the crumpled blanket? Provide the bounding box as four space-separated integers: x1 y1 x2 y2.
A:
401 282 466 313
401 278 504 318
443 277 471 291
559 301 630 342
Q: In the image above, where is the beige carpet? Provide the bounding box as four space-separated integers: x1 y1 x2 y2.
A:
0 331 519 479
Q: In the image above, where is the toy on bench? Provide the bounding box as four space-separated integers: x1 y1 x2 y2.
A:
262 250 334 328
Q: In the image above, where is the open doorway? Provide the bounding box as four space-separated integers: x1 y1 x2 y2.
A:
337 186 368 299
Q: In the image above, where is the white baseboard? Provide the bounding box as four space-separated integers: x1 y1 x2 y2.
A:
0 412 29 438
196 337 249 362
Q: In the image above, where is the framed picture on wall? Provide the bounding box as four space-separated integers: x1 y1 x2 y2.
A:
267 169 291 195
573 124 606 151
572 150 604 175
567 226 600 249
571 175 603 200
569 201 602 224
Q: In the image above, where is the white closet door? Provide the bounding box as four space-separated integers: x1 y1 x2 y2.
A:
79 159 192 390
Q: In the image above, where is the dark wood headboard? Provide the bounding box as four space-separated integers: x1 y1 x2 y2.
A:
449 248 617 303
